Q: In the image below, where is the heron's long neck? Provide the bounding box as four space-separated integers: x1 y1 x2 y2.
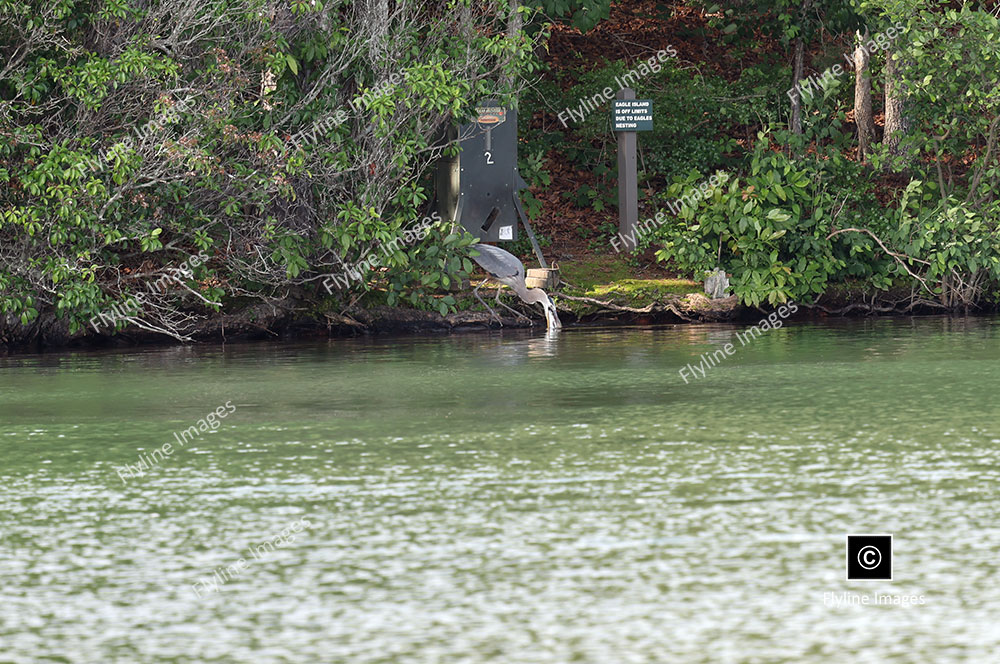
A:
514 285 548 305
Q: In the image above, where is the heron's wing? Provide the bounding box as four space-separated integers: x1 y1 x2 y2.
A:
471 243 524 280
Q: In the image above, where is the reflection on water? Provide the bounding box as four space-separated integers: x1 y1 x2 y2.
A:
2 317 1000 663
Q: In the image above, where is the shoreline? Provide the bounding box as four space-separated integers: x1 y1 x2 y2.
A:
1 292 989 355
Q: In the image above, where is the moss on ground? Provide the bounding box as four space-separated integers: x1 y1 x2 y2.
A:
319 256 706 322
555 255 702 313
558 255 635 290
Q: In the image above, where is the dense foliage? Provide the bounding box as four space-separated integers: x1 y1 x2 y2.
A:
523 0 1000 310
4 0 1000 346
1 0 535 338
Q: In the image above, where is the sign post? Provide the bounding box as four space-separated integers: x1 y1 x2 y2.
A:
613 90 653 251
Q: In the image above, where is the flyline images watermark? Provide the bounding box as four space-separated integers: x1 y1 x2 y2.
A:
286 67 411 150
823 592 926 607
89 250 211 333
191 517 311 598
786 23 905 103
611 171 729 252
322 211 441 292
115 401 236 483
557 47 677 128
81 94 197 175
679 302 798 383
288 108 349 149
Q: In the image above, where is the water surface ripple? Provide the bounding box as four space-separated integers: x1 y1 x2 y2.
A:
2 317 999 663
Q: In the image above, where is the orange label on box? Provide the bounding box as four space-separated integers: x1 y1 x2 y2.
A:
475 107 506 126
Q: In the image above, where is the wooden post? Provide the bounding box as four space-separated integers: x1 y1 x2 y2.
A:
616 88 638 251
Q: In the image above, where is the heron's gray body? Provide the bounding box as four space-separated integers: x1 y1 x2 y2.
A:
471 243 526 284
471 244 561 330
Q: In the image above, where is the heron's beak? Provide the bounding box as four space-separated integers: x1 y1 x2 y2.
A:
544 298 562 330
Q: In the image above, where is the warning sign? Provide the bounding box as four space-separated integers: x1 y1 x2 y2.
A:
613 99 653 132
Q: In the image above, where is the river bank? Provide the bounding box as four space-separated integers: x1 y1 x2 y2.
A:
1 278 985 354
0 289 739 354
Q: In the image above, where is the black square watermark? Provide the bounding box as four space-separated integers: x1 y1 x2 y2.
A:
846 534 892 580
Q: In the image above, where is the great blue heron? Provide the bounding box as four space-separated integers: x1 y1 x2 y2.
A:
470 243 562 330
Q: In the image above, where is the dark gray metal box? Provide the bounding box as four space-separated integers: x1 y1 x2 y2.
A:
436 100 528 243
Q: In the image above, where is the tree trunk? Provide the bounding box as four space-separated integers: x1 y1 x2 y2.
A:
508 0 523 41
790 35 804 135
884 49 911 169
368 0 389 61
501 0 522 91
854 29 875 163
458 2 473 38
789 0 813 137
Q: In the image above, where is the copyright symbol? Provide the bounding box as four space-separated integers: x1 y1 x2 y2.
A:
857 546 881 570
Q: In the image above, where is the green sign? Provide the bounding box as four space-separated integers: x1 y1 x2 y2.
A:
613 99 653 132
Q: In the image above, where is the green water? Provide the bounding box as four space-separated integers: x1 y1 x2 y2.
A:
2 318 1000 663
